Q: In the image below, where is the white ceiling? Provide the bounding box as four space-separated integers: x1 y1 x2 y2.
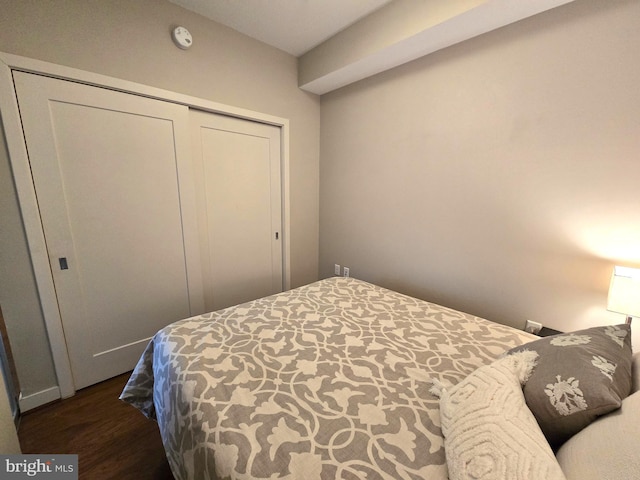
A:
168 0 392 57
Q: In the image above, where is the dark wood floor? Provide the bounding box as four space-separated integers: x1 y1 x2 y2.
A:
18 373 174 480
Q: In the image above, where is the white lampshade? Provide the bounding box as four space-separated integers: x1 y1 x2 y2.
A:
607 266 640 320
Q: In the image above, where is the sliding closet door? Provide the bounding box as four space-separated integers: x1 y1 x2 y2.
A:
13 72 202 390
191 111 283 311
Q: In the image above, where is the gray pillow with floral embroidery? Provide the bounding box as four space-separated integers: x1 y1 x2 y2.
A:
507 324 633 450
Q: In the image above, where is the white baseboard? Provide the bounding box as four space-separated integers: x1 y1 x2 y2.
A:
19 386 60 412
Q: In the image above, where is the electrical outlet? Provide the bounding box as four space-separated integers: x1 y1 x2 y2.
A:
343 267 350 278
525 320 543 335
334 264 341 275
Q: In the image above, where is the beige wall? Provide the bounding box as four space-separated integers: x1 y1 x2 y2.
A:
0 0 319 399
320 0 640 342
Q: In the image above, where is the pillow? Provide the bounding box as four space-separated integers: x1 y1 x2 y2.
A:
436 351 566 480
508 324 633 449
556 391 640 480
632 351 640 393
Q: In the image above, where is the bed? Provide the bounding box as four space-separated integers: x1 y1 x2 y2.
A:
121 277 638 480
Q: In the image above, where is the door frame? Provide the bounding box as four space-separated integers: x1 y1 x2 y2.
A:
0 52 291 400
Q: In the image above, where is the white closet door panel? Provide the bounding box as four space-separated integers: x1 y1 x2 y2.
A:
49 103 188 349
191 111 283 311
13 72 200 389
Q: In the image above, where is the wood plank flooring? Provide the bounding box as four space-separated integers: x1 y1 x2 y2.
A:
18 373 174 480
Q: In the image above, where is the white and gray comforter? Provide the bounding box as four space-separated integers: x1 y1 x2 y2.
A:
121 277 535 480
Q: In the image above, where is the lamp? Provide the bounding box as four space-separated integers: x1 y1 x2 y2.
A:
607 266 640 324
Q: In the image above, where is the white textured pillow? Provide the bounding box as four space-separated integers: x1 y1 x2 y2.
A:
556 391 640 480
437 351 566 480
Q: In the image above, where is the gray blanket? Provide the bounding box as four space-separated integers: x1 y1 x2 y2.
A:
121 277 535 480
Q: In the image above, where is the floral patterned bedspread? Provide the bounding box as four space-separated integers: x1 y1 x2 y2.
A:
120 277 535 480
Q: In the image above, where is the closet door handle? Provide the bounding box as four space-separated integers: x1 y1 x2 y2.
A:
59 257 69 270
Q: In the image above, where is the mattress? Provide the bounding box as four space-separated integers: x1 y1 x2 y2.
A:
121 277 536 480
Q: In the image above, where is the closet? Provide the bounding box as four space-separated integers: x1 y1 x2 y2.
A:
13 72 284 390
190 111 283 312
